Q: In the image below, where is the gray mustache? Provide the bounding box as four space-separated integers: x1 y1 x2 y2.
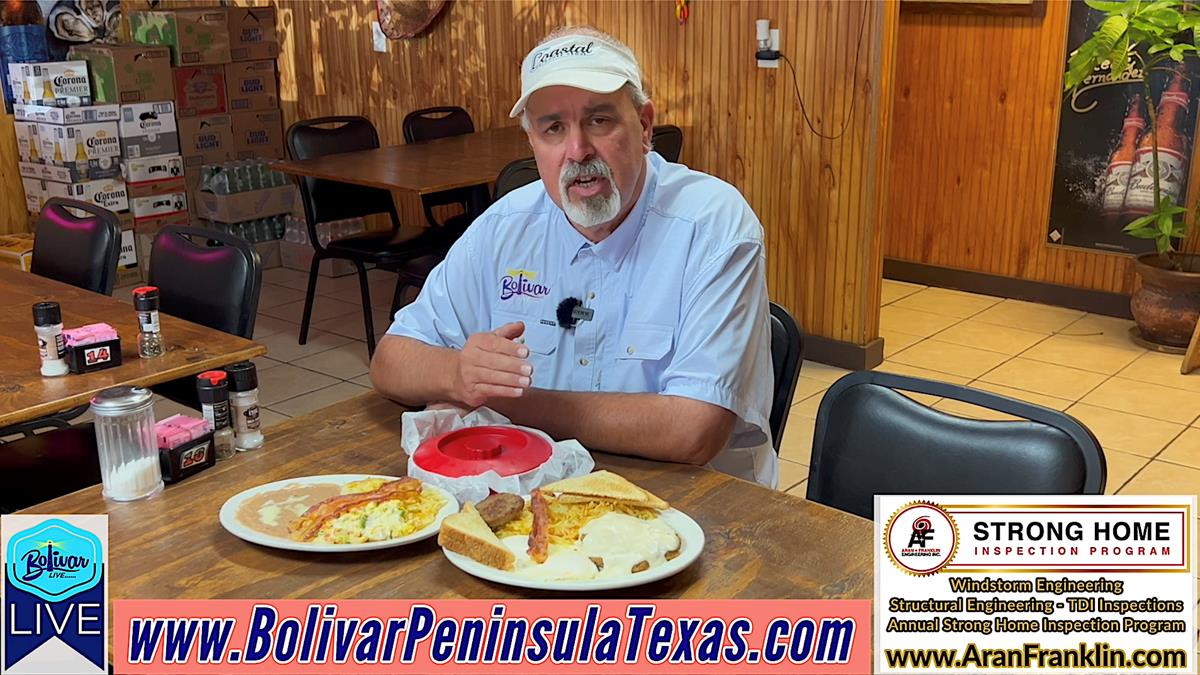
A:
560 158 613 187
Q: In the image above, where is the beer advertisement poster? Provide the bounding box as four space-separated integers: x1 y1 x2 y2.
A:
1048 2 1200 255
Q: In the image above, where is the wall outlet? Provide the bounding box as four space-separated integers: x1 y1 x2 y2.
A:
372 21 388 53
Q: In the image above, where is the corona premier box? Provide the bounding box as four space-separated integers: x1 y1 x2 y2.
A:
15 61 91 106
13 121 39 161
14 103 120 125
38 120 122 182
43 177 129 213
119 101 180 159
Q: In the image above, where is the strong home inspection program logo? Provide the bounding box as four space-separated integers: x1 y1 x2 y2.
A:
884 501 958 576
3 515 108 675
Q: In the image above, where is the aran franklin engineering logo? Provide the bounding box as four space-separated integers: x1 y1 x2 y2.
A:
500 269 551 301
2 515 108 675
884 501 959 576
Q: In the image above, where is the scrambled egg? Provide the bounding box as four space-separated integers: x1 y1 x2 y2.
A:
494 498 659 545
315 490 445 544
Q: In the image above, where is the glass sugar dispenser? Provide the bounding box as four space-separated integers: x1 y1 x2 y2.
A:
90 386 165 502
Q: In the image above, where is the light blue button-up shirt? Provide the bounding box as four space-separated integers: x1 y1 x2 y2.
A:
387 152 777 487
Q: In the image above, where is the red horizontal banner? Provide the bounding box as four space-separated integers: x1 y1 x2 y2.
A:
113 599 870 673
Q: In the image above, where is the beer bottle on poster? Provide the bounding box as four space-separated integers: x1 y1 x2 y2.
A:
1123 66 1193 217
1101 95 1145 226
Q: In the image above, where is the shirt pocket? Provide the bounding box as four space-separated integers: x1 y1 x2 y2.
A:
616 322 674 361
493 312 557 353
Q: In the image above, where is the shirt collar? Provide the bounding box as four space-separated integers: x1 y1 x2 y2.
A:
559 153 660 270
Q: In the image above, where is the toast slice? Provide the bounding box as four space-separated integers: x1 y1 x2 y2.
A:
438 502 516 571
541 470 669 510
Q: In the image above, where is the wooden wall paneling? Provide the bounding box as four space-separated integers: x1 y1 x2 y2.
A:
0 113 27 234
0 0 892 352
885 0 1200 296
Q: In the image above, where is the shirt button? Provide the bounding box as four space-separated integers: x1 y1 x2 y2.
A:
579 357 589 366
588 291 596 300
626 346 635 355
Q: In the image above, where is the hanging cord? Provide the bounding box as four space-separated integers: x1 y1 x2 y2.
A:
780 4 869 141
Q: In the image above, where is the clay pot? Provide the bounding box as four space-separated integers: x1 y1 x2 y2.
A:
1130 252 1200 348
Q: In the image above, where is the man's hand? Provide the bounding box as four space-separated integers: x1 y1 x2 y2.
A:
452 321 533 407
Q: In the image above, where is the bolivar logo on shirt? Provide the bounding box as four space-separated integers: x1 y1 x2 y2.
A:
501 269 551 301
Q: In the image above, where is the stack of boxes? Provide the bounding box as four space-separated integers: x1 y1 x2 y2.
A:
129 6 289 266
66 43 181 283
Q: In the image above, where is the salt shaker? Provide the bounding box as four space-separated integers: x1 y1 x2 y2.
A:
132 286 164 358
91 387 165 501
196 371 236 460
225 361 264 451
32 302 69 377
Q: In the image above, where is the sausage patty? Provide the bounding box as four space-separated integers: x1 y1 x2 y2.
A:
476 492 526 529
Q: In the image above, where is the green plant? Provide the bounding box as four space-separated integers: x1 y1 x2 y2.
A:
1064 0 1200 260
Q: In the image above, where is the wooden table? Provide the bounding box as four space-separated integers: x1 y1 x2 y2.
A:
22 392 875 600
0 267 266 427
273 125 532 195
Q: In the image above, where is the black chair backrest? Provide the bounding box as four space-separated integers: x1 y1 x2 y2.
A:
494 158 541 200
403 106 475 143
30 197 121 295
807 371 1106 519
148 226 262 339
652 125 683 163
403 106 489 218
768 302 804 452
285 116 399 244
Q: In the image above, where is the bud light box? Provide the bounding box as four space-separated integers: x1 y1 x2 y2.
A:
224 61 277 112
178 114 235 169
38 121 122 182
14 61 91 107
230 109 284 159
228 7 279 62
119 101 180 159
43 178 128 213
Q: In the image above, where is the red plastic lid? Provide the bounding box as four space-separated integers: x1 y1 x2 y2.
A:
413 426 554 478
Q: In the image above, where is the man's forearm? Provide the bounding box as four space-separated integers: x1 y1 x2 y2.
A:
487 389 734 465
369 335 460 405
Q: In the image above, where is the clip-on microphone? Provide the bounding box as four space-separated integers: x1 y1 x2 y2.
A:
556 297 594 329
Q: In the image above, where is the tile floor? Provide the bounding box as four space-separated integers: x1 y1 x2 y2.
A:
107 272 1200 519
780 280 1200 519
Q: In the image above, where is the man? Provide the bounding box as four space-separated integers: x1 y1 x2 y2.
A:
370 26 777 487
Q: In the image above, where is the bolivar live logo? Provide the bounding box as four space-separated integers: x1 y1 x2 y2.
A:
2 515 108 675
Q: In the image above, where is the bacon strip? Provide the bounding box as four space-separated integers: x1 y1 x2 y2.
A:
288 478 421 542
527 489 549 563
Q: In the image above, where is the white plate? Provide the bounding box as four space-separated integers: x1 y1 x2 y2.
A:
442 508 704 591
219 474 459 553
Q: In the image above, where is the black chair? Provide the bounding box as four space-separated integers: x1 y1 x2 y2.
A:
288 115 461 356
652 125 683 163
768 302 804 452
30 197 121 295
148 226 262 408
403 106 491 228
494 157 540 200
806 371 1106 520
